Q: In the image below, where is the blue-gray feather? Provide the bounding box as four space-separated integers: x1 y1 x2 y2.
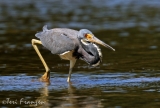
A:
43 25 48 31
35 25 48 38
35 26 79 54
79 43 101 66
35 25 102 66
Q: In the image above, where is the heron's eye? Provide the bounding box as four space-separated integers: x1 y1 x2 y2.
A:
85 34 92 40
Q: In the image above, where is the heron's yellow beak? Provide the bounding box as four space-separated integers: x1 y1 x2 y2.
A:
86 34 115 51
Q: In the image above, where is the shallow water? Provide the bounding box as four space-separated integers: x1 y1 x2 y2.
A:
0 0 160 108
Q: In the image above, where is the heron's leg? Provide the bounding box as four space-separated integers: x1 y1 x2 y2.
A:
67 59 76 82
31 39 50 82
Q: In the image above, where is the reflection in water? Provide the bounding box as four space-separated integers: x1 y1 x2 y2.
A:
67 83 103 108
35 82 102 108
34 83 49 108
67 83 79 108
0 73 160 107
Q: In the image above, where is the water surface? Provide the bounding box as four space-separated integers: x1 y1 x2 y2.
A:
0 0 160 108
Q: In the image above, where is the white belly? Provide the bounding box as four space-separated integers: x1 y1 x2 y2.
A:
59 50 75 60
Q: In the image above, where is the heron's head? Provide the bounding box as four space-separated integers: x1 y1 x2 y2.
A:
78 29 115 51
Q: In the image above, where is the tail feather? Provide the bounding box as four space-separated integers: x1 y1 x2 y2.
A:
35 25 48 38
43 25 48 31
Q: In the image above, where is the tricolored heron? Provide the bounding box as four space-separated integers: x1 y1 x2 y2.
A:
32 25 115 82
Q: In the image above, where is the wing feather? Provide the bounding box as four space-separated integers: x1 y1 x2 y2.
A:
39 30 77 54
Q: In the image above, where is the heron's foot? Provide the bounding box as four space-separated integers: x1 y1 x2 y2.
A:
40 72 50 82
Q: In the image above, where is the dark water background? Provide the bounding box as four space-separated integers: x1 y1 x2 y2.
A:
0 0 160 107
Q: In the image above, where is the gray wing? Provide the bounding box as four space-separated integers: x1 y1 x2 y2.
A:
40 31 76 54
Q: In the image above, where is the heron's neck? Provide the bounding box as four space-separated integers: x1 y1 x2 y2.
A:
79 40 102 66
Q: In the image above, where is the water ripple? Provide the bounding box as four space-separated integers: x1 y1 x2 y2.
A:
1 72 160 91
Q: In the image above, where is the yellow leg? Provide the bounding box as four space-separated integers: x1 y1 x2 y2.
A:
31 39 50 82
67 59 76 82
